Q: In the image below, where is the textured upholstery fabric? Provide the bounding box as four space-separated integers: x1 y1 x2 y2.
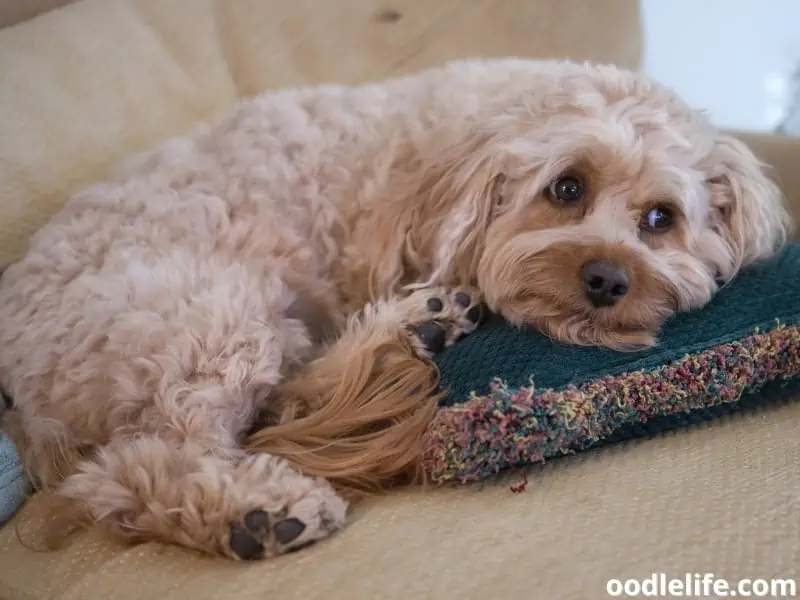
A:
2 402 799 600
0 0 76 29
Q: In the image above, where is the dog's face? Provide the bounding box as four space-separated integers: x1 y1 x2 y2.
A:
412 65 792 350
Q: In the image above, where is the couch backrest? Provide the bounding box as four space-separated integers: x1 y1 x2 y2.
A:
0 0 642 265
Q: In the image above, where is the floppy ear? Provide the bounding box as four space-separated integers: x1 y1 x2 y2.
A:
408 137 508 288
705 133 792 270
350 131 508 300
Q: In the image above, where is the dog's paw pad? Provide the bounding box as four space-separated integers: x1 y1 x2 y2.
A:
273 518 306 545
407 321 447 354
465 304 482 324
441 287 488 334
229 521 265 561
402 286 488 358
243 508 270 533
426 297 444 313
228 510 313 560
454 291 471 308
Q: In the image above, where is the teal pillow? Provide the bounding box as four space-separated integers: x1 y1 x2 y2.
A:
425 243 800 484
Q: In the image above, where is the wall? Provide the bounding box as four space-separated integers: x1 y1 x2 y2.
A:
641 0 800 133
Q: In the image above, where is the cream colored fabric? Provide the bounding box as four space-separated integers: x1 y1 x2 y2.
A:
0 0 238 266
2 400 799 600
0 0 77 30
0 0 643 267
736 131 800 234
0 0 799 598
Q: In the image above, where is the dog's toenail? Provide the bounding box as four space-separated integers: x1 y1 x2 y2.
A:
454 292 470 307
229 523 263 560
410 322 446 354
274 518 306 545
244 509 270 533
465 305 481 324
426 297 443 312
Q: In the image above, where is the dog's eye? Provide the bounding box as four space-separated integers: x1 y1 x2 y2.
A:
546 175 584 204
640 206 674 232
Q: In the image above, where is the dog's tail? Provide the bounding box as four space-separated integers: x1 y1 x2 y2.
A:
246 326 441 496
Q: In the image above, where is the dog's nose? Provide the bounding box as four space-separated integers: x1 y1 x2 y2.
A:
580 260 629 307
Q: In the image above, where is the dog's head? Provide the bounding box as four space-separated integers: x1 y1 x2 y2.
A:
395 63 792 350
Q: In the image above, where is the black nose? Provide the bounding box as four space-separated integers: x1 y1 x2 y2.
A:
580 260 629 307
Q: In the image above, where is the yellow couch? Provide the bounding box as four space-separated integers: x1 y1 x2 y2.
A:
1 1 798 599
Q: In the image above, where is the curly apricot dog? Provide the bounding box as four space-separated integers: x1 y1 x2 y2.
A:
0 59 790 559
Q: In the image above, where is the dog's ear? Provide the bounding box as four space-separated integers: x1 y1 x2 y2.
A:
357 131 508 298
408 139 508 286
704 133 792 272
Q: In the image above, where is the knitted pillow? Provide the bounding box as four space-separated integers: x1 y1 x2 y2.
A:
424 243 800 484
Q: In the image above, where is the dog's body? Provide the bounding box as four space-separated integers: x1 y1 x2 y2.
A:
0 59 791 559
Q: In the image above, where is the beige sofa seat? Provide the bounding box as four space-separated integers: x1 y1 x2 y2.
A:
4 405 799 600
0 1 799 599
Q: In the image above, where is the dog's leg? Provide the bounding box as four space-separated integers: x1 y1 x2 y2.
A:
56 435 348 560
53 285 483 559
393 285 488 357
248 285 486 491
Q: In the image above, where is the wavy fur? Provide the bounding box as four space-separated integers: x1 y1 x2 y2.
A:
0 58 791 559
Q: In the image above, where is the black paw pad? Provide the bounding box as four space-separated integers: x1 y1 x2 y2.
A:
229 523 264 560
465 305 482 324
243 509 270 533
426 297 443 313
274 518 306 545
454 292 471 308
409 321 446 354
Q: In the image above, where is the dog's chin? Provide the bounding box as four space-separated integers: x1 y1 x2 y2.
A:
516 306 667 351
477 241 681 352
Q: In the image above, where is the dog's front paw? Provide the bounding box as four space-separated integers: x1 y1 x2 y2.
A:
400 286 488 358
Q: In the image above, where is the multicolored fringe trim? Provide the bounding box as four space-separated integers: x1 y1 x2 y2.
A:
423 323 800 484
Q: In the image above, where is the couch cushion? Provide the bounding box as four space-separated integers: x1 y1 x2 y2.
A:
736 131 800 233
1 399 798 600
0 0 76 29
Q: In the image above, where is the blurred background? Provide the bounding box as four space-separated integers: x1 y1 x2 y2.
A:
2 0 799 136
641 0 800 134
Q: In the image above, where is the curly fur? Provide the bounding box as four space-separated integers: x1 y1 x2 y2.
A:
0 58 791 559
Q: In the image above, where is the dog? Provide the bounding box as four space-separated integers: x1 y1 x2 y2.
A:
0 58 791 560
